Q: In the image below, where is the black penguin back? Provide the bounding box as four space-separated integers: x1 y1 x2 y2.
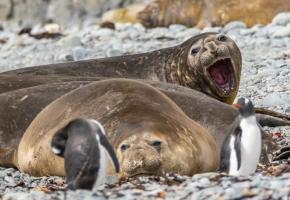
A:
52 118 101 190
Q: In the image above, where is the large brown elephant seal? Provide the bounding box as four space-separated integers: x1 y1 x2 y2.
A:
102 0 290 28
0 78 289 169
6 79 218 177
2 32 242 104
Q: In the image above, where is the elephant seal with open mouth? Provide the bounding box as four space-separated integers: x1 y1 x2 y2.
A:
2 33 241 104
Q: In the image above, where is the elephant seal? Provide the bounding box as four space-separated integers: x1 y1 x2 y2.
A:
0 78 288 170
5 79 218 177
102 0 290 28
2 32 242 104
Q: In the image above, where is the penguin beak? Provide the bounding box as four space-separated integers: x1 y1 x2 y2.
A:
232 103 240 108
99 134 120 173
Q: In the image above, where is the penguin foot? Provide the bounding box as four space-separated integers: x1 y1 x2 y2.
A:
273 146 290 161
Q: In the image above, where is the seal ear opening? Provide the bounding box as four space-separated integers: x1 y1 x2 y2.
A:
51 127 68 157
99 133 120 173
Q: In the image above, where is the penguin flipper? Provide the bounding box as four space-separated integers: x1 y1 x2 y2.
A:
234 128 242 170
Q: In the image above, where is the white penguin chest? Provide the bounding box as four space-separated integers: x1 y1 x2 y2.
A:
95 144 109 187
230 116 261 176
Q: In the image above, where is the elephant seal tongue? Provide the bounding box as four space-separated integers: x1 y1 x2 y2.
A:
208 58 233 93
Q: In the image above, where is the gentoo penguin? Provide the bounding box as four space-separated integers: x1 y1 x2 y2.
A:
219 97 261 176
51 118 120 190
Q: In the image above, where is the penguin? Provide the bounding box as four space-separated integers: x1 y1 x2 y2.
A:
51 118 120 190
219 97 262 176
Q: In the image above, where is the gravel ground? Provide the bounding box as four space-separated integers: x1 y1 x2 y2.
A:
0 13 290 200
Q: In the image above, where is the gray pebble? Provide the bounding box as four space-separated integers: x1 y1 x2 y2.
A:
202 26 222 33
272 27 290 38
224 21 247 32
169 24 188 32
58 35 82 47
94 28 115 38
272 12 290 26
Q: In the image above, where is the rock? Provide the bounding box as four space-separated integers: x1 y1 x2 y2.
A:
132 23 146 33
169 24 188 32
240 25 262 36
147 27 171 39
44 23 61 34
272 12 290 26
202 27 222 33
224 21 247 32
4 176 16 186
94 28 115 38
179 28 201 38
58 35 82 47
105 48 123 57
272 27 290 38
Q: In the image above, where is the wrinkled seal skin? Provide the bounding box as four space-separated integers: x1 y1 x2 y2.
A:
2 33 242 104
0 77 286 168
5 79 218 177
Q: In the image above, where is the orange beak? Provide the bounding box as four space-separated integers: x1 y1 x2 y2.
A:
232 103 241 108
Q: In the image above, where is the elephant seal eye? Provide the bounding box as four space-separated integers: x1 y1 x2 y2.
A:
191 47 200 55
120 144 130 152
151 140 162 151
152 141 161 147
217 35 227 42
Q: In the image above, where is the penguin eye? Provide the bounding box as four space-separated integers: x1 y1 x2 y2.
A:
217 34 227 42
120 144 130 152
191 47 200 55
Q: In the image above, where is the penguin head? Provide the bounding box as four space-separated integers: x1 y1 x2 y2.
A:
51 118 119 190
235 97 255 118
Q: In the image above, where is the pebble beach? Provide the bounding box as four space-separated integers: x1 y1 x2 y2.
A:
0 12 290 200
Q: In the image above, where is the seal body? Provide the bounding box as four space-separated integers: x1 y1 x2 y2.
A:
51 118 119 190
2 33 242 104
9 79 218 177
0 78 285 167
219 98 261 176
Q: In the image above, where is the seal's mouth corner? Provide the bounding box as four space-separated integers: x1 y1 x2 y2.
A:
207 58 236 96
